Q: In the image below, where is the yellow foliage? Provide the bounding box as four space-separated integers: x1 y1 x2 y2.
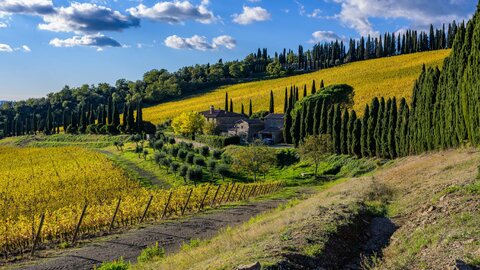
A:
144 50 449 123
171 111 206 136
0 146 279 254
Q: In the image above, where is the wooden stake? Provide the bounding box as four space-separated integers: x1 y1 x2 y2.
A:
238 186 246 201
181 189 193 216
231 185 240 202
162 191 173 219
218 183 229 204
199 186 211 210
210 185 221 207
225 183 235 202
140 195 154 223
109 198 122 232
31 213 45 257
72 203 88 244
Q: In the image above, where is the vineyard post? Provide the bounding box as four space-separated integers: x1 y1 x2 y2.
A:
231 185 240 202
248 186 257 199
140 195 154 223
225 183 235 202
199 186 211 210
218 183 229 204
243 186 251 200
109 198 122 232
31 213 45 257
181 189 193 216
238 186 246 201
210 185 221 207
72 203 88 245
162 191 173 219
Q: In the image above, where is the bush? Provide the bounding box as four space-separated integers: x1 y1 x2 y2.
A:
216 164 230 181
169 137 176 144
250 110 270 120
170 162 180 176
194 156 206 167
97 258 129 270
195 135 241 148
154 140 164 151
178 149 188 161
137 242 165 263
170 146 179 159
187 166 203 183
276 149 299 167
200 146 210 157
186 153 195 164
143 121 157 135
212 150 223 159
179 164 188 180
154 152 166 165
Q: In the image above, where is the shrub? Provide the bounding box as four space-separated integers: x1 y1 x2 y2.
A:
137 242 165 263
154 152 166 166
170 146 179 159
187 166 203 183
195 135 241 148
216 164 230 181
169 137 176 145
154 140 164 152
276 149 299 167
200 146 210 157
170 162 180 176
212 150 223 160
186 153 195 164
178 149 188 161
179 164 189 181
194 156 206 167
97 258 129 270
207 159 217 178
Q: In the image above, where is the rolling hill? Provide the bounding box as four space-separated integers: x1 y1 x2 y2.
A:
143 50 450 124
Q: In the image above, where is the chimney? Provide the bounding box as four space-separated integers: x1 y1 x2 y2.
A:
210 105 214 114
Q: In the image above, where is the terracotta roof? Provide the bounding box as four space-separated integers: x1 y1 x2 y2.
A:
200 110 245 118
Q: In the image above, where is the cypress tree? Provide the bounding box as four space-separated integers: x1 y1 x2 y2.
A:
340 108 349 154
303 85 307 98
374 97 385 157
368 97 379 155
225 92 229 111
291 109 302 147
347 110 357 155
388 97 397 159
127 102 135 134
352 119 362 156
107 97 113 125
319 100 329 134
361 105 370 157
305 100 316 135
136 102 143 133
269 90 274 113
249 99 253 117
311 80 317 94
230 99 233 113
113 101 121 128
326 105 334 136
313 99 323 135
299 105 308 141
241 103 245 115
320 80 325 89
284 88 288 113
332 105 342 154
381 98 392 158
121 104 127 129
284 106 293 144
45 105 52 135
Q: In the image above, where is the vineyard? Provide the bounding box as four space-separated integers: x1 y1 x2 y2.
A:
0 147 280 259
143 50 450 123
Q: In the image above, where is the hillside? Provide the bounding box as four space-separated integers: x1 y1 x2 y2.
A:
143 50 450 123
134 149 480 269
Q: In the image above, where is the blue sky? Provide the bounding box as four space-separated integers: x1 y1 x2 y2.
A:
0 0 477 100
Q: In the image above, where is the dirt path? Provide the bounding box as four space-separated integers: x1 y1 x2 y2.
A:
14 199 286 270
96 149 171 189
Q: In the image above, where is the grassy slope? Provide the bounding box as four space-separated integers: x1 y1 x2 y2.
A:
133 149 480 269
0 134 129 148
144 50 450 123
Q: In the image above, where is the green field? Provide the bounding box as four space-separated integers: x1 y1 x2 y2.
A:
144 50 450 123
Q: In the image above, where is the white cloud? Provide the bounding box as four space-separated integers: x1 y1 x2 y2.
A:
0 22 7 28
0 43 13 52
164 34 236 51
21 45 31 52
49 34 122 50
333 0 475 36
311 31 344 43
308 8 322 18
232 6 271 25
39 2 139 34
127 1 217 24
0 0 54 15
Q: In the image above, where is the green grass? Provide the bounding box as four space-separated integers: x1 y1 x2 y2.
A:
0 134 129 148
144 50 450 123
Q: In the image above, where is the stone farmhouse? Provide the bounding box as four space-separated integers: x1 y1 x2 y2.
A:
200 106 285 144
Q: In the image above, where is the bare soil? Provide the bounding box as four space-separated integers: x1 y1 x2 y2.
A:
9 199 287 270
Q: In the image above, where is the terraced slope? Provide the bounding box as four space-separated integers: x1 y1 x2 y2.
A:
144 50 450 123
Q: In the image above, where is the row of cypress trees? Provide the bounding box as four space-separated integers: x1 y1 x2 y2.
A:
2 98 146 137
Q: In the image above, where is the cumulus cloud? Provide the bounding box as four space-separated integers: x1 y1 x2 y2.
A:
0 22 7 28
232 6 271 25
311 31 344 43
0 43 13 52
39 2 139 33
21 45 31 52
49 34 122 50
333 0 475 36
127 1 217 24
0 0 54 15
164 34 236 51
